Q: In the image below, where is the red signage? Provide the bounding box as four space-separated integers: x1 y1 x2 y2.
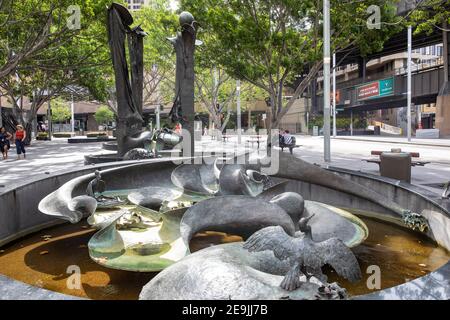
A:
357 82 379 100
330 90 341 104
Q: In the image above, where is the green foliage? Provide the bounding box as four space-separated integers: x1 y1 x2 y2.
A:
410 0 450 35
51 99 71 123
36 132 49 140
0 0 114 117
94 105 115 125
52 132 73 138
309 116 367 130
132 0 179 105
181 0 400 128
87 132 108 138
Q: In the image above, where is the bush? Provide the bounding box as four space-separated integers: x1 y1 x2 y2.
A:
36 132 49 140
94 106 115 128
308 116 367 130
86 132 108 138
53 132 72 138
51 99 72 123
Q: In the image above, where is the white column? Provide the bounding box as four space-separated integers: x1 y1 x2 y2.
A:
350 110 353 136
323 0 331 162
47 99 52 141
332 52 337 138
236 80 242 144
156 105 161 130
407 25 412 141
71 94 75 133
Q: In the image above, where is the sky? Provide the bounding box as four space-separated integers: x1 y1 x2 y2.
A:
169 0 179 11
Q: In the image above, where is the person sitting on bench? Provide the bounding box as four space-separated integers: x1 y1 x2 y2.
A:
280 130 296 154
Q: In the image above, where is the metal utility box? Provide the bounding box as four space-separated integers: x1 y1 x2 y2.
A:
380 152 411 183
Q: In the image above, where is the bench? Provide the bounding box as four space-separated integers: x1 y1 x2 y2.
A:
363 150 430 167
279 143 301 154
221 135 232 142
247 135 265 149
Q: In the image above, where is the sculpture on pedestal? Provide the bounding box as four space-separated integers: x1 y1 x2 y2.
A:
168 11 200 155
107 3 152 156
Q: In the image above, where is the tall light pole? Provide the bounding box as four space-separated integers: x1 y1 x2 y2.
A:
332 52 337 138
236 80 242 144
323 0 331 162
71 93 75 133
407 25 412 141
156 105 161 130
47 98 52 141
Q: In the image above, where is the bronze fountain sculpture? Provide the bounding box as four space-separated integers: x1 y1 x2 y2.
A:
244 213 362 291
107 3 152 157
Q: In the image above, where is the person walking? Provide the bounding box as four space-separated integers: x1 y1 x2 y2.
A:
0 127 12 160
14 124 27 160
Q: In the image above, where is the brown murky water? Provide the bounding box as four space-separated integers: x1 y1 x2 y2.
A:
0 217 449 299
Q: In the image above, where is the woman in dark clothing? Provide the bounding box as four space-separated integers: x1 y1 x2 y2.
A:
0 127 12 160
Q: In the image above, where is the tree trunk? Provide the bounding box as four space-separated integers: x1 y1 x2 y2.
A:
24 121 33 145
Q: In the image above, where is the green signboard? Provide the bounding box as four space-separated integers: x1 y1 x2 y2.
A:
356 77 394 101
379 77 394 97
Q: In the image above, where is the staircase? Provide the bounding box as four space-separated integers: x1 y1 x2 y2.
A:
369 121 403 136
1 108 18 134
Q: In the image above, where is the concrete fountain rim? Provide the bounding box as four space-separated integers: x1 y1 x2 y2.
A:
1 158 449 300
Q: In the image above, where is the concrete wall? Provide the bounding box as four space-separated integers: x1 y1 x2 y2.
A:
0 161 140 247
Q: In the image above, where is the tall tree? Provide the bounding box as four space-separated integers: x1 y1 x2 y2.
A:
181 0 401 132
133 0 178 108
195 66 265 132
0 0 113 139
410 0 450 35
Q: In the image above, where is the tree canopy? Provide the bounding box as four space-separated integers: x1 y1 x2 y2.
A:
181 0 402 129
94 105 115 126
0 0 113 136
51 99 71 123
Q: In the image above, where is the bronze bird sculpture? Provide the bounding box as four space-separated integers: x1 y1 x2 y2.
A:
86 170 107 200
243 213 362 291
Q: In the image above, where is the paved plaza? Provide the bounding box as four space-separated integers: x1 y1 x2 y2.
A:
1 135 449 195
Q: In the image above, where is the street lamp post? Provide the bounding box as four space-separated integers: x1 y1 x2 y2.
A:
156 105 161 130
323 0 331 162
407 25 412 142
71 93 75 133
47 99 52 141
332 52 337 138
236 80 241 144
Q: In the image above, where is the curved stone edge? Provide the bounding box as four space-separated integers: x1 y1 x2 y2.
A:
0 273 84 300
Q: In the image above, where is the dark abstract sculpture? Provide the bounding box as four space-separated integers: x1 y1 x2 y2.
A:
244 214 362 291
86 170 124 208
107 3 148 156
123 148 155 160
86 170 106 199
168 12 200 155
152 128 183 151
